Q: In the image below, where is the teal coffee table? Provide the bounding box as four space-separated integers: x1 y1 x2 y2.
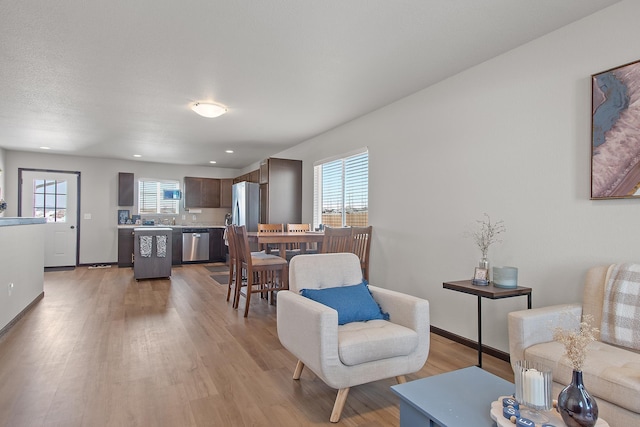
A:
391 367 514 427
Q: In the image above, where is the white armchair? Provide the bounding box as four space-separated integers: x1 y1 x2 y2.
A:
277 253 430 423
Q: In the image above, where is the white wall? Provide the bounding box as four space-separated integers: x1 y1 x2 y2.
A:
0 223 44 332
275 1 640 353
3 151 239 264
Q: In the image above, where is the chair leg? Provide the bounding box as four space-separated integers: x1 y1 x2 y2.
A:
330 388 350 423
293 360 304 380
396 375 407 384
233 264 243 309
243 280 252 317
226 262 234 302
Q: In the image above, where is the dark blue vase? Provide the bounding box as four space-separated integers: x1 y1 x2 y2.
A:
557 370 598 427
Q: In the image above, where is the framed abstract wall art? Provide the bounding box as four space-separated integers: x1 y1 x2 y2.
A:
592 59 640 199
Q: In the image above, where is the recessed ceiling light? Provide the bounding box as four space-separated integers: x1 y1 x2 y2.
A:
225 150 233 154
133 154 142 158
40 146 51 150
191 102 227 118
209 160 217 164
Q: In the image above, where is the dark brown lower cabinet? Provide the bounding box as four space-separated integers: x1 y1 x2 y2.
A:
172 229 182 265
117 229 134 267
209 228 226 262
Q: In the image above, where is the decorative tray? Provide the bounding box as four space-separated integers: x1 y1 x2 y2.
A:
490 396 609 427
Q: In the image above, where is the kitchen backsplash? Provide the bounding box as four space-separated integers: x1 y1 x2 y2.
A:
138 208 231 226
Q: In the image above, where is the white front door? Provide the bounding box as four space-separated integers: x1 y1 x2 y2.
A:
20 170 78 267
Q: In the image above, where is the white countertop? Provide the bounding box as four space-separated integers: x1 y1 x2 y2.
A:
0 217 47 227
134 227 174 232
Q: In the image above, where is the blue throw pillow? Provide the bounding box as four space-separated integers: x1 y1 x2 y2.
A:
300 280 389 325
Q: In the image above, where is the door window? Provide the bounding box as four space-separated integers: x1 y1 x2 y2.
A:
33 179 67 223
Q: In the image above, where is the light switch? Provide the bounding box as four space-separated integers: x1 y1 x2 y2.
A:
84 213 92 220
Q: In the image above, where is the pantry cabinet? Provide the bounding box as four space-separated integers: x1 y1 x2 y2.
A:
258 158 302 225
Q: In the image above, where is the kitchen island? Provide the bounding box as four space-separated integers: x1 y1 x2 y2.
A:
0 217 46 335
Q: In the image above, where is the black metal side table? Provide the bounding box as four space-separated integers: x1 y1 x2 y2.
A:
442 280 532 368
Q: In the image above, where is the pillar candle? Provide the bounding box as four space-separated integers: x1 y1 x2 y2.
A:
523 368 545 407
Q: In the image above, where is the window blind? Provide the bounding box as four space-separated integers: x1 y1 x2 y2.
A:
138 179 180 215
313 150 368 228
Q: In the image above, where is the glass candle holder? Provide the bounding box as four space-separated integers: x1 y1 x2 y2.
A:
493 266 518 288
514 360 553 423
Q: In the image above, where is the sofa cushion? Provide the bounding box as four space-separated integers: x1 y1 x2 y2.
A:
337 319 418 366
525 340 640 413
300 281 389 325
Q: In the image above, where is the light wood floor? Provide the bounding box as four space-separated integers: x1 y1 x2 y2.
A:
0 264 514 427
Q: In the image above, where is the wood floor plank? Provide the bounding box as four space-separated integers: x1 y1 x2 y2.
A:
0 264 514 427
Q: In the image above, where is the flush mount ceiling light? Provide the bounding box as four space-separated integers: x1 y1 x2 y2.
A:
191 102 227 118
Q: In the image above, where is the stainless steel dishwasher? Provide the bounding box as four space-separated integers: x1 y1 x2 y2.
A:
182 228 210 262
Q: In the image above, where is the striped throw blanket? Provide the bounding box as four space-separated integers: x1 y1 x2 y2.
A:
601 263 640 351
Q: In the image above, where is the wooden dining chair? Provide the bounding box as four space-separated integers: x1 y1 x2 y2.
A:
320 226 353 254
286 223 310 245
234 225 289 317
351 226 372 281
286 224 317 258
257 223 284 252
225 225 239 305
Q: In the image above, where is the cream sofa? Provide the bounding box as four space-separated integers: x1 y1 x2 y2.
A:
508 265 640 427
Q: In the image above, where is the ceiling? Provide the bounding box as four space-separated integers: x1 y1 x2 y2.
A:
0 0 619 169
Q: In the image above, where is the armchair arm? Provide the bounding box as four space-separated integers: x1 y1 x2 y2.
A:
276 290 340 375
508 303 581 367
368 285 430 334
369 286 430 370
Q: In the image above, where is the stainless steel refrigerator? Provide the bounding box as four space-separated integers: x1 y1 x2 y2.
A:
232 181 259 232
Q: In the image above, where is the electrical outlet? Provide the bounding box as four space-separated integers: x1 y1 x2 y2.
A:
182 215 186 220
192 215 197 221
8 282 14 296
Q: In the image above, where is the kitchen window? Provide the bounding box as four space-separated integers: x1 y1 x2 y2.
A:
313 148 368 228
138 179 180 215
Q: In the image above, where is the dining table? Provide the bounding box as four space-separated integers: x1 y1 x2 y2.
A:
247 231 325 259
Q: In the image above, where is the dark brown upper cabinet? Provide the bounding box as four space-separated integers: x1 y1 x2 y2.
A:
183 177 221 208
118 172 134 206
220 179 233 208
